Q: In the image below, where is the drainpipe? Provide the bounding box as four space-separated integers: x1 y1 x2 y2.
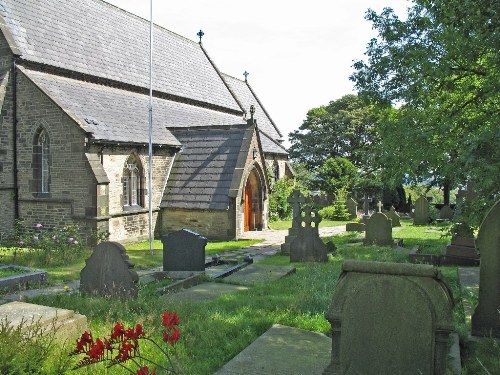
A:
12 57 19 220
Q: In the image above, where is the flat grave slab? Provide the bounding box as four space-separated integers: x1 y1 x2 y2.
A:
214 324 330 375
162 282 249 302
222 265 296 286
0 301 87 341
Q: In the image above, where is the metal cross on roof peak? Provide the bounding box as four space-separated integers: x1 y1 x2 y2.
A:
197 29 204 43
243 71 249 81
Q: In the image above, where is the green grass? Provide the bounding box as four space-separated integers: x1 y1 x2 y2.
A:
0 267 29 278
268 219 351 230
1 223 497 374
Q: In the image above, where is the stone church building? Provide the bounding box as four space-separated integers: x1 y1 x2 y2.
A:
0 0 292 242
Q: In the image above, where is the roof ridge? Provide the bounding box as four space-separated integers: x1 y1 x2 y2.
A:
259 129 287 152
245 80 283 138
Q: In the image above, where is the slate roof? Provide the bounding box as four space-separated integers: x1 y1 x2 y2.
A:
162 126 251 210
23 68 245 146
259 131 288 156
222 73 283 141
1 0 241 112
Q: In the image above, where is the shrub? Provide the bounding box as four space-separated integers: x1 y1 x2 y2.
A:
269 178 297 222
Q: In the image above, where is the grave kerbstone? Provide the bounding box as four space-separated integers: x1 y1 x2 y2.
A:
289 207 328 262
439 205 454 220
324 260 454 375
414 195 430 225
386 206 401 227
471 199 500 338
345 222 365 232
80 241 139 299
346 198 358 220
363 212 393 246
162 229 207 271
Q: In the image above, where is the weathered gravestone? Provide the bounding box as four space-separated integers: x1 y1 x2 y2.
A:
414 195 430 225
471 199 500 338
361 195 372 223
289 207 327 262
439 205 454 220
363 212 393 246
345 198 358 220
386 206 401 227
281 190 306 255
161 229 207 271
345 222 365 232
324 260 454 375
80 242 139 299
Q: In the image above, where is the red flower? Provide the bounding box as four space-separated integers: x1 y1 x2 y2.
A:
162 311 180 328
87 338 105 361
115 339 135 362
74 331 94 352
163 327 180 345
111 322 125 341
135 323 144 338
137 365 157 375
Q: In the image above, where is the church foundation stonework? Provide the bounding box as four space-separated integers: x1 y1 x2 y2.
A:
324 260 454 375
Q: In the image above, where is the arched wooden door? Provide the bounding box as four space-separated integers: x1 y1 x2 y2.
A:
244 169 263 231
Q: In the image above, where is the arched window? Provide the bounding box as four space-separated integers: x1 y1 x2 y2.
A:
123 155 144 208
34 128 50 194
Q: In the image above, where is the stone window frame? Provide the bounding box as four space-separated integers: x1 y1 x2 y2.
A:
32 126 51 198
122 154 145 210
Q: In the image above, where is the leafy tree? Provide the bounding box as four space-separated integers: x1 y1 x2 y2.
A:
288 95 379 170
268 178 297 221
317 157 358 196
351 0 499 219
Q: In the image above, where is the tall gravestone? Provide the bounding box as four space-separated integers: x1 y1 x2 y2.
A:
386 206 401 227
324 260 454 375
80 242 139 299
281 190 306 255
162 229 207 271
361 195 372 223
414 196 430 225
363 212 393 246
346 198 358 220
471 199 500 338
289 207 328 262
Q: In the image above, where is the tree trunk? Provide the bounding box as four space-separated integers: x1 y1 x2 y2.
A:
443 179 451 205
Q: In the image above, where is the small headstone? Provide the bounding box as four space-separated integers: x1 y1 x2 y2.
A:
385 206 401 227
414 195 430 225
281 190 306 255
289 207 327 262
162 229 207 271
324 260 454 375
362 195 372 223
346 198 358 220
377 200 383 213
471 199 500 338
80 242 139 299
312 193 329 207
345 222 365 232
439 205 454 220
363 212 393 246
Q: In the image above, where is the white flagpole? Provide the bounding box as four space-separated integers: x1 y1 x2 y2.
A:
148 0 154 255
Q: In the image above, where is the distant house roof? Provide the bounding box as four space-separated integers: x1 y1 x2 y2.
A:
22 67 244 146
162 126 252 210
1 0 241 113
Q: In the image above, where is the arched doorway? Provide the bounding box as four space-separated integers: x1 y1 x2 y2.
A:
244 168 263 231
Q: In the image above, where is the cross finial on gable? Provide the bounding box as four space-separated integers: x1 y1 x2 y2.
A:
197 29 204 43
250 105 255 121
243 71 249 82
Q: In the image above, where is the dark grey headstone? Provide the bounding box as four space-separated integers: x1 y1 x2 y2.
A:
324 260 454 375
80 242 139 299
289 207 327 262
281 190 306 255
162 229 207 271
471 199 500 338
363 212 393 246
346 198 358 220
439 205 454 220
414 196 430 225
386 206 401 227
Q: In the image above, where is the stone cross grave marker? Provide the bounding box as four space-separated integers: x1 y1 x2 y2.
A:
346 197 358 220
377 201 383 213
80 242 139 299
414 195 430 225
363 212 393 246
162 229 207 272
324 260 454 375
289 207 327 262
386 206 401 227
471 199 500 338
281 190 306 255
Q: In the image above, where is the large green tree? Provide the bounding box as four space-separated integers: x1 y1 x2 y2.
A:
351 0 499 218
288 94 378 170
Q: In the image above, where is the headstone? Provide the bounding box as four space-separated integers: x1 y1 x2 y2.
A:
162 229 207 271
386 206 401 227
362 195 372 223
324 260 454 375
80 241 139 299
281 190 306 255
345 198 358 220
439 205 454 220
345 222 365 232
289 207 328 262
471 199 500 338
414 195 430 225
312 193 329 207
363 212 393 246
377 200 383 213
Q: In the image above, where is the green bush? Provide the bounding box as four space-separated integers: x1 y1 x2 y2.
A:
269 178 297 222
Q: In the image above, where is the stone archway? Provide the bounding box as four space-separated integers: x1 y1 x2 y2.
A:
244 168 263 231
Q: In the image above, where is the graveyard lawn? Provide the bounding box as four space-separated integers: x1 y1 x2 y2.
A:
269 219 351 230
6 223 499 374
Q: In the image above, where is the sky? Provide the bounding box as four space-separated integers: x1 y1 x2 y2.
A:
105 0 410 146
